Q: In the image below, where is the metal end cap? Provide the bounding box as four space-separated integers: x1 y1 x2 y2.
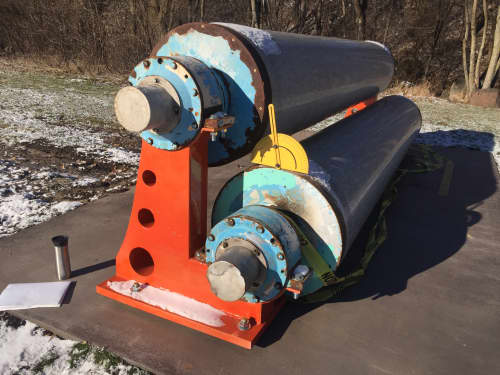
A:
114 86 151 132
51 235 68 247
206 261 247 302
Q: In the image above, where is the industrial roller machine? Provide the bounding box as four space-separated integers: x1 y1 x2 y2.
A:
96 22 422 348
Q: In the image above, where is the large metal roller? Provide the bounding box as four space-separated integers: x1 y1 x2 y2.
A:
208 95 421 298
101 22 418 348
116 22 393 166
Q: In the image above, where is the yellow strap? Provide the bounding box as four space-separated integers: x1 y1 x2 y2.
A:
281 212 337 286
268 104 281 168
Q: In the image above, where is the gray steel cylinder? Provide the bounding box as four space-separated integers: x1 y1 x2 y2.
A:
302 95 422 252
151 22 394 165
52 235 71 280
206 246 262 302
217 23 395 135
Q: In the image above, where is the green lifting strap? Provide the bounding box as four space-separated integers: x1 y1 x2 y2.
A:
287 144 444 304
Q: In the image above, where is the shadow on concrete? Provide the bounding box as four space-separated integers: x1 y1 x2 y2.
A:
71 259 115 278
61 281 76 304
258 137 498 348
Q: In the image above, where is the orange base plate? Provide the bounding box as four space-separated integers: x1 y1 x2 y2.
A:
96 276 284 349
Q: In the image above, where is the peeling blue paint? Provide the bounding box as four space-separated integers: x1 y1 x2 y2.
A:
156 31 258 165
212 167 343 296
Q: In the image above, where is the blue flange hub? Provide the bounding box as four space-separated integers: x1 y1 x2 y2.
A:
205 205 301 303
129 56 226 150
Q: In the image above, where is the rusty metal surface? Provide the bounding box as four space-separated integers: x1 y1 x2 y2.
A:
152 23 270 166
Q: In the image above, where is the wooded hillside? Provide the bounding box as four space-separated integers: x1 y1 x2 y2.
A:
0 1 498 96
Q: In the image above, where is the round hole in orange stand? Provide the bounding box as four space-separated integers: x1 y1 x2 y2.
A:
129 247 155 276
138 208 155 228
142 170 156 186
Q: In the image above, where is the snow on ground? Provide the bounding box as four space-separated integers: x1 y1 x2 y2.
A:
0 87 139 165
0 314 148 374
0 69 140 238
307 96 500 172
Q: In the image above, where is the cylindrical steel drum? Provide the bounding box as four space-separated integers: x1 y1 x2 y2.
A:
133 22 394 165
210 96 421 296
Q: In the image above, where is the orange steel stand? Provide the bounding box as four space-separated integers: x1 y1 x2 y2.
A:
97 132 285 349
344 96 377 118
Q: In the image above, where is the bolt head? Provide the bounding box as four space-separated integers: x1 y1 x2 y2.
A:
238 318 251 331
208 234 215 241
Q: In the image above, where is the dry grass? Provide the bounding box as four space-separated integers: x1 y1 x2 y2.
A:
384 81 434 98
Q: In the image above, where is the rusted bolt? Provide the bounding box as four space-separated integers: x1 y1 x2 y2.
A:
272 145 278 149
254 249 260 255
226 218 235 226
193 88 199 97
270 238 276 245
256 225 264 233
191 122 199 130
222 241 228 248
280 268 286 273
275 164 281 168
157 58 163 64
172 62 177 69
184 74 189 79
143 60 151 69
277 253 284 260
208 234 215 241
188 107 193 112
154 78 160 83
238 318 250 331
147 138 154 145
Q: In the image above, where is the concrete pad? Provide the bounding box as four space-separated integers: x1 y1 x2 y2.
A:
1 147 500 375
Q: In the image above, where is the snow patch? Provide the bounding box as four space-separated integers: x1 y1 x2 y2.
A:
216 23 282 55
0 318 143 374
107 280 226 327
0 193 81 238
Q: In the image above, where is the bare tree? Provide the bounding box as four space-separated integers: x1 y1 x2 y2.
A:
483 4 500 88
353 0 368 40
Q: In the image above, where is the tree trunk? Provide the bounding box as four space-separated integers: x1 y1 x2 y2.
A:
200 0 205 22
483 5 500 88
463 0 471 94
474 0 488 88
353 0 368 40
250 0 260 28
468 0 478 96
